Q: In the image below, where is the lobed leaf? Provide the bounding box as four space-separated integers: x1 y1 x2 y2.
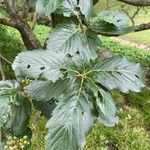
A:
45 91 94 150
86 79 118 126
96 89 118 126
27 78 73 101
47 23 100 61
10 100 32 136
89 10 134 35
36 0 64 14
56 0 78 17
0 80 23 127
12 50 65 82
78 0 93 20
92 56 145 93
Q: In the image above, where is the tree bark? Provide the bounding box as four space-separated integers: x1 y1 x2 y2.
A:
1 0 41 50
118 0 150 6
135 22 150 32
0 18 41 49
15 19 41 50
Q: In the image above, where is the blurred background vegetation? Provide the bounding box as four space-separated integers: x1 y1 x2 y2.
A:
0 0 150 149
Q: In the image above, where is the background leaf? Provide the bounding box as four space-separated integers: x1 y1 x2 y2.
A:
0 80 22 127
32 100 56 119
90 10 134 35
10 100 32 137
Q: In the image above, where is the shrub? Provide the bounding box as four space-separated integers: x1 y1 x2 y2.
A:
100 36 150 67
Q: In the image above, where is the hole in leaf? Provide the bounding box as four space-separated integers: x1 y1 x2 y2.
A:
135 75 139 78
98 92 103 102
60 68 67 72
27 65 31 69
82 112 84 115
76 51 80 54
66 54 72 58
107 71 112 74
40 66 45 70
117 71 122 75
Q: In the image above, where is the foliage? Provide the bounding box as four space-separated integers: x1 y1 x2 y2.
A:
0 80 32 138
0 0 147 150
125 89 150 128
11 49 146 149
29 89 150 150
0 24 50 79
0 25 24 78
85 106 150 150
100 36 150 67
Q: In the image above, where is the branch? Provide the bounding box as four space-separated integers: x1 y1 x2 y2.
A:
32 11 37 29
0 17 17 27
121 6 141 25
0 54 6 81
135 22 150 32
96 22 150 37
131 7 141 19
118 0 150 6
22 0 30 20
4 0 18 18
0 54 12 65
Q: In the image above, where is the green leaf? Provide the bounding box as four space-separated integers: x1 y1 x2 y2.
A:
90 10 133 35
96 89 118 126
45 91 94 150
56 0 93 19
32 100 56 119
0 80 31 137
0 143 4 150
10 100 31 136
0 97 11 127
36 0 64 14
86 79 118 126
0 80 20 97
78 0 93 20
47 23 100 60
12 50 65 82
29 0 37 6
27 78 73 101
92 57 145 93
11 101 31 136
0 80 24 127
56 0 78 17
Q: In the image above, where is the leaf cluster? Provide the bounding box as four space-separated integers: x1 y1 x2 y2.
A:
0 0 146 150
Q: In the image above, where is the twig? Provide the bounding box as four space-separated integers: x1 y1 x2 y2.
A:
0 56 6 80
0 54 12 64
22 0 30 21
32 11 37 30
